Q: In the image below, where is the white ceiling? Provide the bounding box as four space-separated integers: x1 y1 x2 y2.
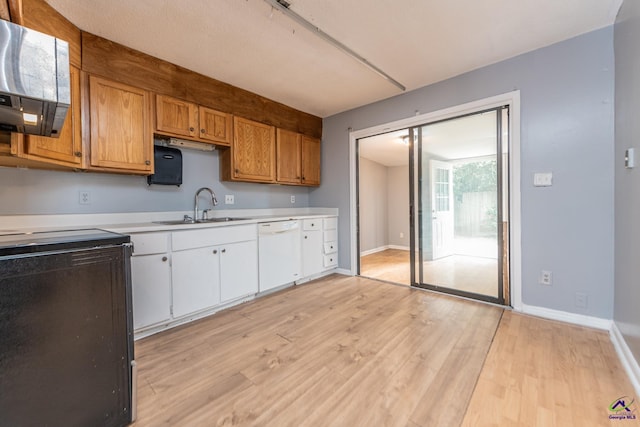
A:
45 0 621 118
359 111 501 167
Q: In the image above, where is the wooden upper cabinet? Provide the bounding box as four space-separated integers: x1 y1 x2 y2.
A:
276 128 302 184
23 65 82 167
228 117 275 183
275 130 320 186
88 75 153 174
198 106 232 145
301 135 321 186
154 94 232 146
155 94 198 138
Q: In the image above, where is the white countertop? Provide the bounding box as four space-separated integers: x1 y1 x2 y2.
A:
0 207 338 235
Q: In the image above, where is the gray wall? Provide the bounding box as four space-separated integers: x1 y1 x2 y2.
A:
387 165 410 248
614 1 640 364
0 148 310 215
358 157 388 253
312 27 615 318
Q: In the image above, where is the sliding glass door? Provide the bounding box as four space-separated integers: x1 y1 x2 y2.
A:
410 107 509 304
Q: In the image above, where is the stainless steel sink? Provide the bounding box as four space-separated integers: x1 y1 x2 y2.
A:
153 217 248 225
201 217 248 222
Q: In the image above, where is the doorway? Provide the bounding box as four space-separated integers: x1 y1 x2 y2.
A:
411 107 509 304
355 97 515 306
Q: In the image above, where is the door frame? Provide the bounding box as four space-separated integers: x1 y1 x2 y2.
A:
348 91 522 309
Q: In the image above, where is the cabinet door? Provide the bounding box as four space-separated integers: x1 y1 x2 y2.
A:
89 75 153 173
302 230 324 278
199 107 232 145
220 240 258 302
301 136 321 186
171 247 220 318
232 117 276 182
155 94 198 138
276 128 301 184
131 254 172 330
24 66 82 167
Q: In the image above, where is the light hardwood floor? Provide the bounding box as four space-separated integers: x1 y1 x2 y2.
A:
132 275 638 427
360 249 498 297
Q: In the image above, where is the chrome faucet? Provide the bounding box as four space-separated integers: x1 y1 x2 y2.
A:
194 187 218 221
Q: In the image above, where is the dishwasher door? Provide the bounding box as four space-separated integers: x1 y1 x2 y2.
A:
258 220 301 292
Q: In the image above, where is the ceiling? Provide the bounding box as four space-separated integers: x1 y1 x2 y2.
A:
359 111 501 167
45 0 621 118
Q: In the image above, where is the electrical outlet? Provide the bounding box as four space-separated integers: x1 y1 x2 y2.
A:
539 270 552 285
79 191 91 205
290 195 296 204
575 292 588 308
400 232 404 238
225 195 234 205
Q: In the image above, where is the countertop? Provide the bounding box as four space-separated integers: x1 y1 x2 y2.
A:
0 208 339 235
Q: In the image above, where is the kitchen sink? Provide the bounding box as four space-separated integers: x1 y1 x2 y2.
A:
153 217 248 225
201 217 249 222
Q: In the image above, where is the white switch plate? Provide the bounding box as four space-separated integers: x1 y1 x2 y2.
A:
225 195 234 205
534 172 553 187
625 148 635 168
290 195 296 204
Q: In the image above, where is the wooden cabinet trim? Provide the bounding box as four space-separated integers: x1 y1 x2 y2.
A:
82 32 321 139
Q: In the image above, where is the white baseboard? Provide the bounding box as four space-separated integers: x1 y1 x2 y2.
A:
519 303 612 330
388 245 410 251
360 246 389 257
360 245 409 257
610 322 640 398
334 268 352 276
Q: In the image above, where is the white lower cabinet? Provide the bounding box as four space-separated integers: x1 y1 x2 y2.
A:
171 225 258 319
171 245 220 318
220 240 258 302
128 216 334 336
302 219 324 277
323 217 338 269
130 232 172 330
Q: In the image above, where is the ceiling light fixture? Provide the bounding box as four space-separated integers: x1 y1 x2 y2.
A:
264 0 406 92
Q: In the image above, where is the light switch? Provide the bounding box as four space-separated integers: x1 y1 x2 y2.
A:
533 172 553 187
625 148 635 169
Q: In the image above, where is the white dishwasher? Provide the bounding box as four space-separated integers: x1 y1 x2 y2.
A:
258 220 301 292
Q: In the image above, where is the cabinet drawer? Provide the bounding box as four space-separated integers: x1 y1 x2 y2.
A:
324 229 338 243
323 242 337 254
172 224 257 251
323 253 338 268
323 217 337 230
130 232 170 256
302 219 321 231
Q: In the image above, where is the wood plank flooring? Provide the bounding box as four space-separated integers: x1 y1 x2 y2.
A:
132 275 502 427
132 275 638 427
360 249 498 297
461 311 640 427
